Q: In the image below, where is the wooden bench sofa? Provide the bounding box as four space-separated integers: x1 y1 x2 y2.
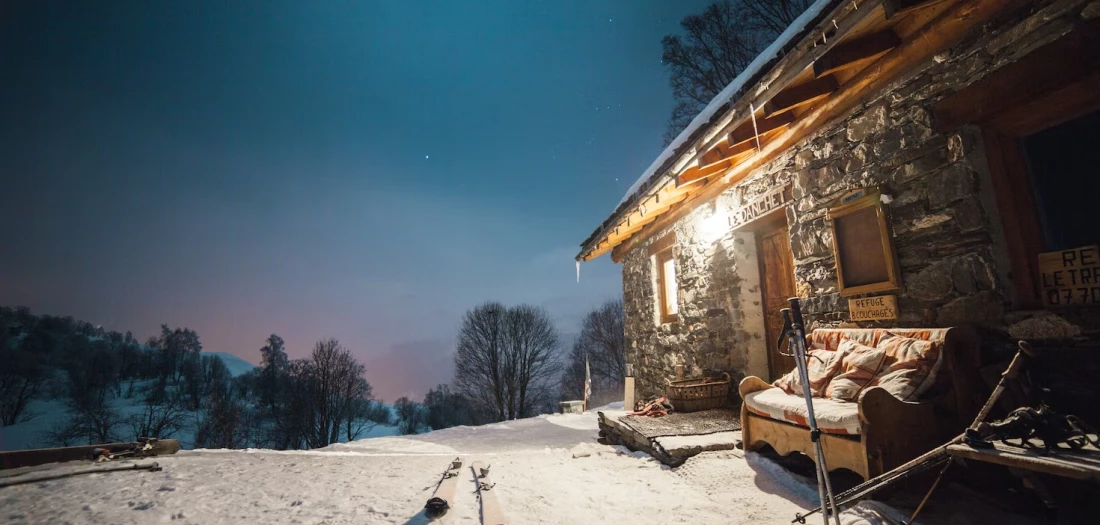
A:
739 328 984 480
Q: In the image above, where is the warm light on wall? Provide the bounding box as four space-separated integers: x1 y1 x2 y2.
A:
698 209 729 243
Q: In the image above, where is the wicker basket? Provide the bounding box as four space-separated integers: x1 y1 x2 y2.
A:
665 372 731 413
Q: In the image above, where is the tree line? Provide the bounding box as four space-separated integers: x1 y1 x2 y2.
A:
0 307 391 449
1 297 628 446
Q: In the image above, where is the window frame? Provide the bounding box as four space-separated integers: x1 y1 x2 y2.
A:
655 248 679 325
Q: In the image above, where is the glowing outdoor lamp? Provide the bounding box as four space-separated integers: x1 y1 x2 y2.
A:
698 207 729 244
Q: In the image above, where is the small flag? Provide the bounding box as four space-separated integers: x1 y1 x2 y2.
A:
584 353 592 411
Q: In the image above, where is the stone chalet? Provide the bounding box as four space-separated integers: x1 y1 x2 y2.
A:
575 0 1100 404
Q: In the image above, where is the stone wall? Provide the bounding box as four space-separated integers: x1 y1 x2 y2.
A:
621 203 765 401
620 1 1097 400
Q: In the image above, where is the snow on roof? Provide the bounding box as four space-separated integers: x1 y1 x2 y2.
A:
617 0 836 208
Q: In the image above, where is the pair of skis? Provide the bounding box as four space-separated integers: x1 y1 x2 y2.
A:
425 457 507 525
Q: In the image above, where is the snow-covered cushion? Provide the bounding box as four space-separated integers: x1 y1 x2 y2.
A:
772 347 848 397
825 338 887 402
865 332 943 402
743 387 861 435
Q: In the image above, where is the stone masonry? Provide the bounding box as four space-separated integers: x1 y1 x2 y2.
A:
621 1 1097 400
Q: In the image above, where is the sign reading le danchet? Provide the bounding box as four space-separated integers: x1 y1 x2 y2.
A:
1039 245 1100 307
848 295 898 321
729 185 791 229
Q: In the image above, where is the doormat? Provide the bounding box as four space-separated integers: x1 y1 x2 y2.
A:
619 409 740 439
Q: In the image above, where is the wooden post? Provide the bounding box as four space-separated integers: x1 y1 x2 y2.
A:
624 377 636 412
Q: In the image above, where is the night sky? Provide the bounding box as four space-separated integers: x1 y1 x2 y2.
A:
0 0 712 401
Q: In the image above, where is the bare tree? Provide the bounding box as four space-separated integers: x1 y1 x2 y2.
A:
662 0 814 143
343 397 391 441
43 392 123 446
394 397 427 435
741 0 814 34
424 384 473 430
453 303 561 422
454 303 509 422
300 338 374 448
0 331 47 426
128 390 188 440
561 299 625 404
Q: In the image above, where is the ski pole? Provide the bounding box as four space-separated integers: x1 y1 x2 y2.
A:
783 299 841 525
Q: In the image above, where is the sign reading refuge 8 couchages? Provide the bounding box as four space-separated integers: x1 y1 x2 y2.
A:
848 294 898 321
1039 245 1100 307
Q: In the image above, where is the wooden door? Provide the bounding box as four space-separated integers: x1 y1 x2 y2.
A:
759 223 798 381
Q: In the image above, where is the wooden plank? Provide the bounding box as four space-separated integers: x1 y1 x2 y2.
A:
759 224 798 381
677 159 732 186
610 201 688 263
946 442 1100 481
884 0 950 19
727 111 795 146
932 23 1100 132
667 176 706 196
813 30 901 78
646 232 677 256
982 129 1045 308
602 0 1017 260
763 75 839 118
986 72 1100 137
699 133 762 166
0 440 181 470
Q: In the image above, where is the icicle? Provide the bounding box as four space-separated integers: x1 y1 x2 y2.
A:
576 260 581 283
749 102 763 153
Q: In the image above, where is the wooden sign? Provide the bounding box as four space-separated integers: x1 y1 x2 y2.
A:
848 295 898 321
1039 245 1100 307
729 185 791 229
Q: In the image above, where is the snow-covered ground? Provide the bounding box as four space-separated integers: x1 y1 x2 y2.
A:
0 405 927 525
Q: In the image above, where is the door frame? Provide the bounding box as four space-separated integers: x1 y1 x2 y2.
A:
750 210 797 381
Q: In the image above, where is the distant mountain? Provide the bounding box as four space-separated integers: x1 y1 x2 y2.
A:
202 352 258 377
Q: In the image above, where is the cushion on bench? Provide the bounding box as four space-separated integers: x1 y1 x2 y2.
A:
743 387 861 435
772 347 848 397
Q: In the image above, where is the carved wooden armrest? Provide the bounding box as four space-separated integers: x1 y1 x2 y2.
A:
738 376 772 399
858 386 937 427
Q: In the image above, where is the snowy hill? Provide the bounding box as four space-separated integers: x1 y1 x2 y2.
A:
201 351 257 377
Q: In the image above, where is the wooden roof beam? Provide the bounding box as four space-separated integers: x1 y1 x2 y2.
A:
932 22 1100 132
884 0 951 19
727 111 795 147
763 75 839 118
679 125 788 185
813 30 901 78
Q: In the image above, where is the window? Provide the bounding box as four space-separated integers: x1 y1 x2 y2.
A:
656 249 679 324
648 233 678 324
